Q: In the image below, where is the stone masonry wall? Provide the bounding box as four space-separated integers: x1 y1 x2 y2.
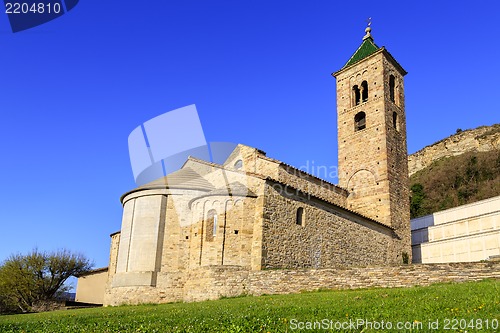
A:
261 181 399 269
382 57 411 264
183 266 249 302
102 232 120 306
187 195 257 269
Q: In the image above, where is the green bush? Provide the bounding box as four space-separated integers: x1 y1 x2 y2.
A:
410 150 500 218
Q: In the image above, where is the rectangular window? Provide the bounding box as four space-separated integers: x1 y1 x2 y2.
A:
296 207 304 226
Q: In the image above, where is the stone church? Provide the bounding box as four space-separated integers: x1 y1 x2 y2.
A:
98 25 411 305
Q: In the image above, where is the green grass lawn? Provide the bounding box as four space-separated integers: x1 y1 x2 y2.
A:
0 280 499 332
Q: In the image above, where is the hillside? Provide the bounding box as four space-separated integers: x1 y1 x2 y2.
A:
408 124 500 176
408 124 500 218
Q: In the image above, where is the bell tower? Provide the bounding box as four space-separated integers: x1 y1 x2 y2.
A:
332 24 411 262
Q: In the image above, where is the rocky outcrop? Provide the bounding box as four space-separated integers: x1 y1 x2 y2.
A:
408 124 500 176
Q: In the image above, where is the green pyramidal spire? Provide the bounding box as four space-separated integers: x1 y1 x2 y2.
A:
341 24 380 70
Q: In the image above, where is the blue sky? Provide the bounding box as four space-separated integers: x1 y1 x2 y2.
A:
0 0 499 275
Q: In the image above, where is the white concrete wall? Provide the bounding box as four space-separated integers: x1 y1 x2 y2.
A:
411 196 500 263
128 195 166 272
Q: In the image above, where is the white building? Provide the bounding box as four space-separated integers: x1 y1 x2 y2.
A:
411 196 500 263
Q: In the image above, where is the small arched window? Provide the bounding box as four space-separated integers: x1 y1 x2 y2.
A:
392 112 399 131
389 75 395 103
354 111 366 131
234 159 243 170
205 209 217 242
296 207 304 226
352 85 361 106
361 81 368 102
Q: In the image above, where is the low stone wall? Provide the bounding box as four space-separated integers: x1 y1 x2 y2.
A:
105 261 500 306
248 262 500 296
104 271 186 306
186 262 500 301
184 266 249 302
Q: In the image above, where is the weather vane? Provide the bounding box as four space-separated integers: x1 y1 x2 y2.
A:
363 17 373 40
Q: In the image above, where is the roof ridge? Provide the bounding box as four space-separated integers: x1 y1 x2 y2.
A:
265 177 393 230
257 154 347 192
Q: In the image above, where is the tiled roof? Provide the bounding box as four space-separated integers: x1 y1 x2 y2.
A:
75 267 108 277
133 167 215 192
257 154 348 194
